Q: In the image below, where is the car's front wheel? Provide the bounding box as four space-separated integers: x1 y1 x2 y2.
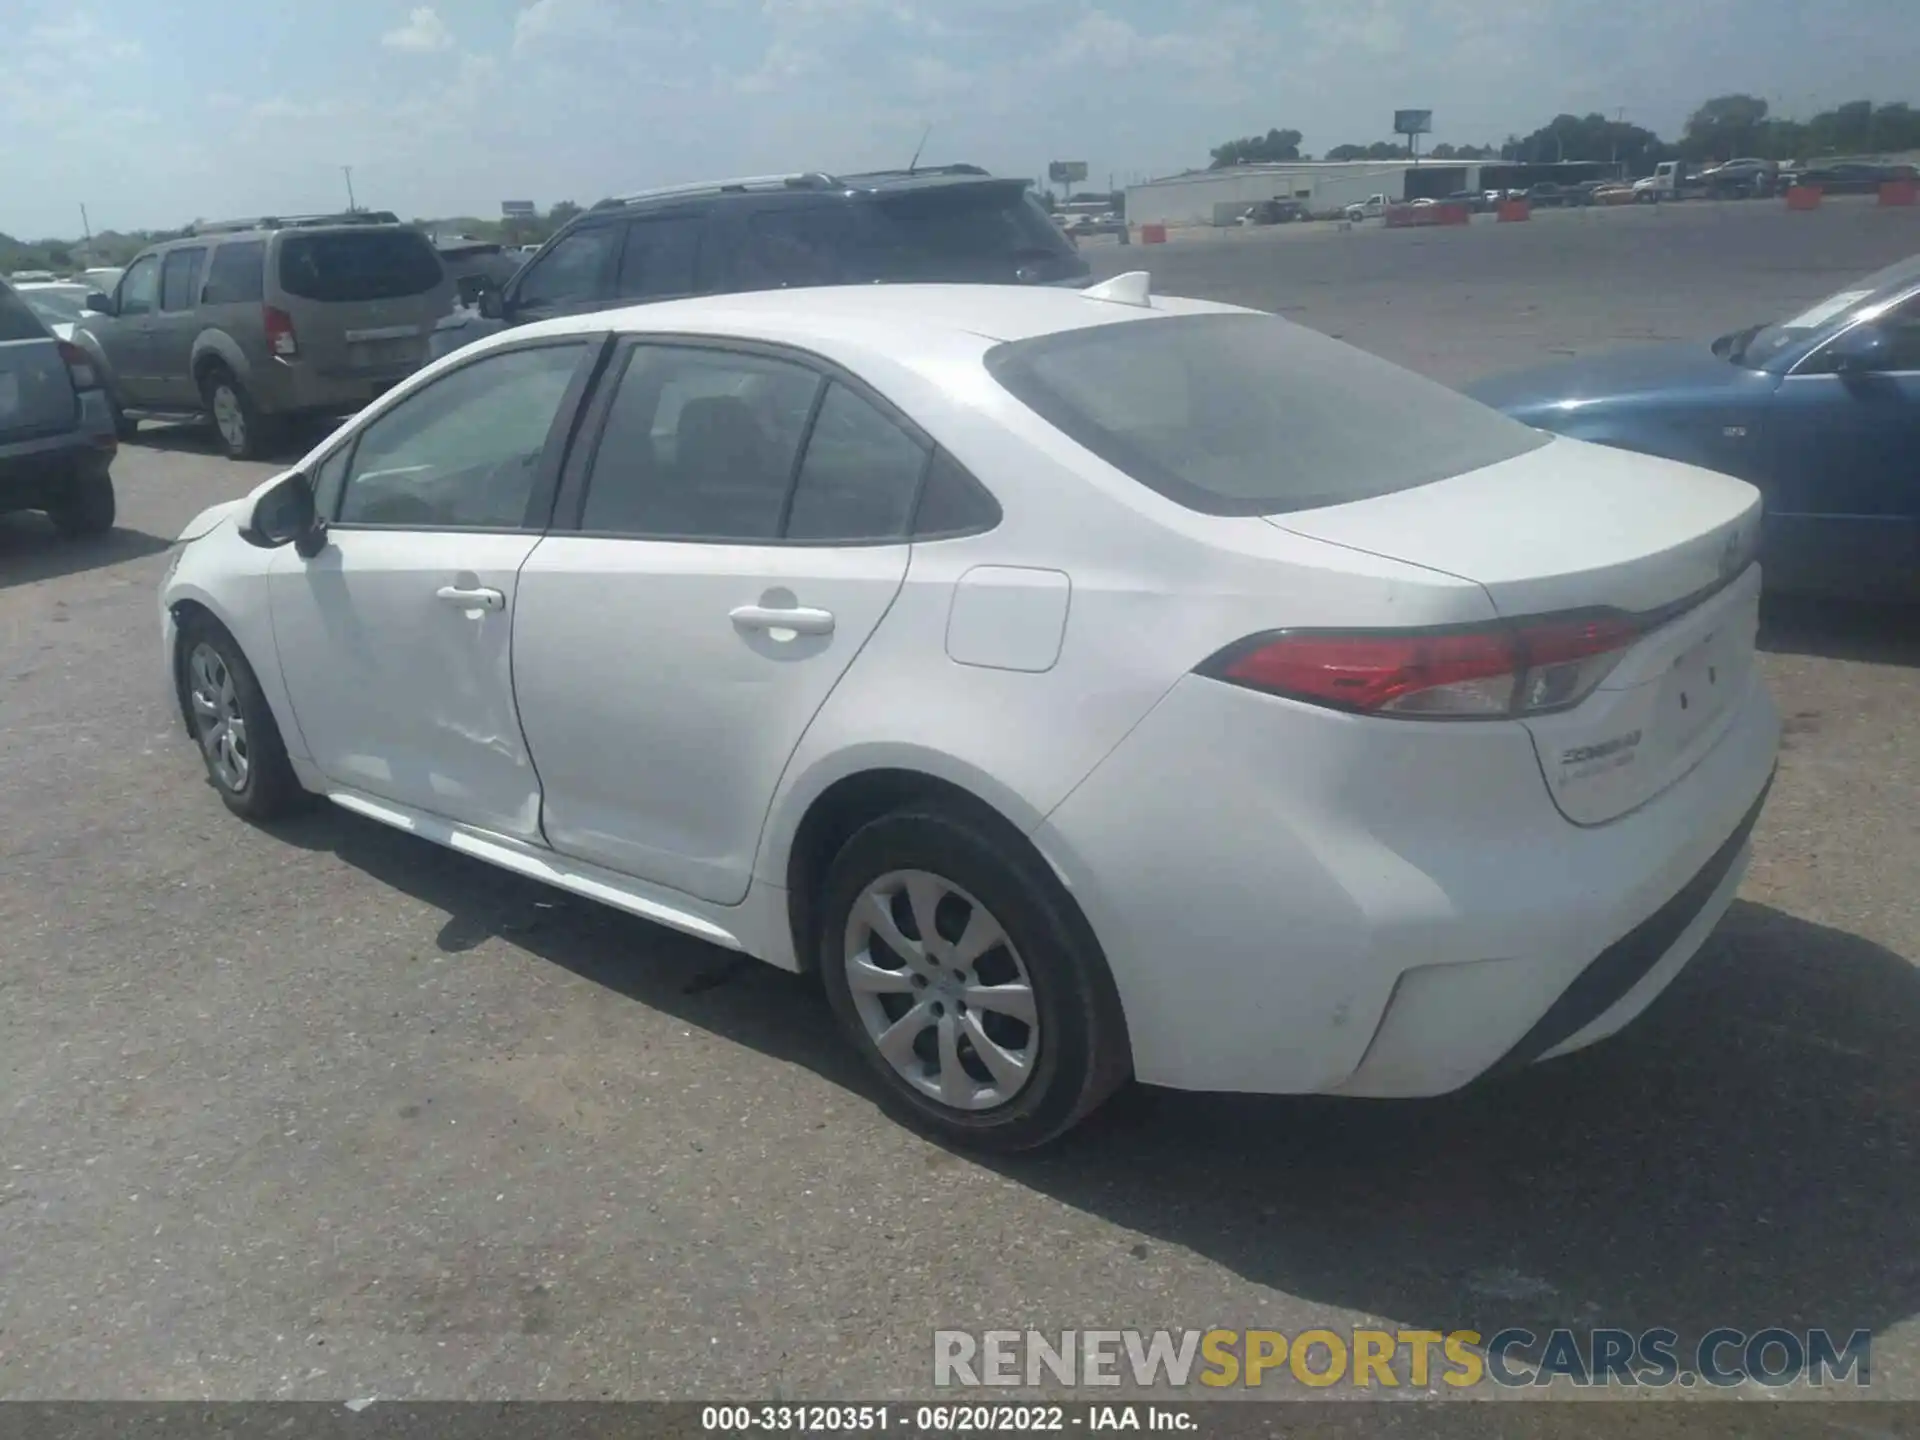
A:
818 807 1130 1151
177 619 306 820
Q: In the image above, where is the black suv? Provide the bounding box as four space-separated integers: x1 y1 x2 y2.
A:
434 165 1090 358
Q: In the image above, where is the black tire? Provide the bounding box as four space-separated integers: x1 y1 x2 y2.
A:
107 392 139 442
817 807 1131 1152
46 467 115 538
176 617 307 821
199 363 276 462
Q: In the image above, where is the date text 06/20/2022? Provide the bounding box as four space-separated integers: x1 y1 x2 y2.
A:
933 1327 1873 1390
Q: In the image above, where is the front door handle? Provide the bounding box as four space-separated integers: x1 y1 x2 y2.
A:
729 604 835 637
437 584 505 611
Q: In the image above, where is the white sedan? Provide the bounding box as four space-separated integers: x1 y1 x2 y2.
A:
161 275 1779 1150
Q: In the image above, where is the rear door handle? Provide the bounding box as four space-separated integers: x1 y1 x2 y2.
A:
729 604 835 637
436 584 505 611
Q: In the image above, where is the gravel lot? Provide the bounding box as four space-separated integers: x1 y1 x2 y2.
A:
3 197 1918 1404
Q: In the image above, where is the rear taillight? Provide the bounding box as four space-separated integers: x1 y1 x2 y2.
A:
1201 614 1642 720
57 339 98 391
263 305 299 358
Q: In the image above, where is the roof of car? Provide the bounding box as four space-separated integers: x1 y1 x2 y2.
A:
503 284 1249 360
594 165 1018 212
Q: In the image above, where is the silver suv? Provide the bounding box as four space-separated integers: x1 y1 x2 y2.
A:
75 211 453 460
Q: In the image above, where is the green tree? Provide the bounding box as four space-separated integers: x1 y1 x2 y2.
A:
1208 127 1304 168
1680 93 1770 160
547 200 583 230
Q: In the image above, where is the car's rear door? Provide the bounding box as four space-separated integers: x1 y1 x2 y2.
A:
511 338 924 904
150 245 208 407
0 281 78 443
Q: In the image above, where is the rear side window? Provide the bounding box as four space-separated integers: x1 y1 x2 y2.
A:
615 216 702 300
0 282 49 341
160 247 207 312
986 312 1551 516
277 230 443 303
736 208 854 288
203 241 266 304
784 382 929 542
858 184 1077 280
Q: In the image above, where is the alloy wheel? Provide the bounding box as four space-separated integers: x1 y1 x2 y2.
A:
212 384 247 452
187 642 249 791
843 869 1040 1111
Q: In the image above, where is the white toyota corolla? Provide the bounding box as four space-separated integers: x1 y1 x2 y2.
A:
161 275 1779 1149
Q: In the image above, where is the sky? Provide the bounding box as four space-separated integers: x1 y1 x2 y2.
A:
2 0 1918 239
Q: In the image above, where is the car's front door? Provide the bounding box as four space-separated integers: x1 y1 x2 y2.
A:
505 222 621 328
268 337 603 837
151 245 207 408
1763 293 1920 599
99 253 161 403
512 340 926 904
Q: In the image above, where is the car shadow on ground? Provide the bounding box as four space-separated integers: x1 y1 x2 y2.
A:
124 418 337 462
268 802 1920 1361
0 513 170 590
1759 595 1920 667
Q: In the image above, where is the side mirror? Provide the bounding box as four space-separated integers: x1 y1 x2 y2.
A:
1830 323 1891 375
85 292 114 315
241 471 324 555
476 286 506 321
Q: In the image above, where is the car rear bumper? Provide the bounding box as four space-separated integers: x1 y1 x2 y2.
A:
0 418 114 503
1032 665 1781 1097
251 357 421 417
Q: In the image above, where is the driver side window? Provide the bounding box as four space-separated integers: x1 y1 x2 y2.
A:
335 343 587 530
118 255 160 317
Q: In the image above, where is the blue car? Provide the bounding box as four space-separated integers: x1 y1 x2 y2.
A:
1468 255 1920 601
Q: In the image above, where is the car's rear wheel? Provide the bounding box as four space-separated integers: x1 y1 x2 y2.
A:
817 808 1130 1151
45 468 115 538
200 364 274 462
177 620 306 820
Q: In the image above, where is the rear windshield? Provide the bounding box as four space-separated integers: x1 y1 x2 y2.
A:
986 312 1551 516
277 230 444 303
0 283 50 342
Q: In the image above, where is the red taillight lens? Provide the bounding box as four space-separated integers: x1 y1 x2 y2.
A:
56 339 98 390
1203 614 1642 720
263 305 299 358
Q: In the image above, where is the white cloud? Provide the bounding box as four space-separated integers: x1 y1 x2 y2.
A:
382 7 455 53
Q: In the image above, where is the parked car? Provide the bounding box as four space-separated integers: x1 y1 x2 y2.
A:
1698 159 1778 198
71 210 453 460
0 276 117 537
1444 189 1487 212
162 274 1778 1149
14 281 97 341
432 166 1091 361
1468 253 1920 600
1781 160 1919 194
1525 182 1570 208
1237 199 1308 225
1343 193 1390 221
1590 182 1638 205
8 270 57 284
434 236 522 309
80 266 124 291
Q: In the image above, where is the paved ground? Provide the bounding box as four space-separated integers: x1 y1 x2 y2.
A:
2 198 1918 1405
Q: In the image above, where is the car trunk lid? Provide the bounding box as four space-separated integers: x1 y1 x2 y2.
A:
1271 435 1765 824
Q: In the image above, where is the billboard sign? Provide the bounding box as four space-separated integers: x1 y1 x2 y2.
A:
1393 110 1433 136
501 200 537 217
1047 161 1089 185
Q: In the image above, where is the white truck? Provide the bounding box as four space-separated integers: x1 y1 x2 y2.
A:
1343 193 1390 221
1633 161 1706 202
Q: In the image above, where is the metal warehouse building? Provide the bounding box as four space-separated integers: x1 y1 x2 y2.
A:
1124 160 1617 227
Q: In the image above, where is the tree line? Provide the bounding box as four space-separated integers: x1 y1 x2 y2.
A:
1209 94 1920 172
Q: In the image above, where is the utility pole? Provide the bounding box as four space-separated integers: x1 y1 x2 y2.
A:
341 166 358 212
79 204 93 247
